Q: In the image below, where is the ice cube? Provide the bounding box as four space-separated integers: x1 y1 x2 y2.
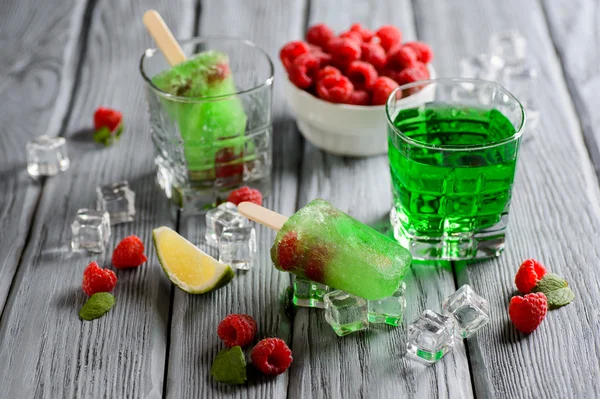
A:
218 225 256 270
490 30 527 67
96 181 135 225
205 202 249 246
501 64 540 131
324 290 368 336
293 276 331 309
442 284 490 338
71 209 111 253
406 310 455 364
459 53 503 81
368 282 406 326
26 135 70 177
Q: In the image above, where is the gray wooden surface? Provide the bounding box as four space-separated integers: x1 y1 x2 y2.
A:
1 0 599 398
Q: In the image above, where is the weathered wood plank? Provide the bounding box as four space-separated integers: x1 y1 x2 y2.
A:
414 0 600 397
287 1 473 398
0 0 86 317
164 0 306 397
0 0 195 397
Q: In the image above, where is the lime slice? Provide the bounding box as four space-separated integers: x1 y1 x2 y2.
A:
152 226 234 294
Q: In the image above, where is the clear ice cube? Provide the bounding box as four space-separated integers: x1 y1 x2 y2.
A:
205 202 249 246
368 282 406 326
324 290 368 336
442 284 490 338
501 64 540 130
293 276 331 309
490 30 527 67
459 53 503 81
71 209 111 253
406 310 455 364
96 181 135 225
218 225 256 270
26 136 70 177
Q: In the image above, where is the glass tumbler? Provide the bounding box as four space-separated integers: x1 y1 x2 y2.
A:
140 37 274 211
386 78 526 261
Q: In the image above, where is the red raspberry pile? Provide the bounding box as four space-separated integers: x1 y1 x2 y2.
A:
280 23 434 105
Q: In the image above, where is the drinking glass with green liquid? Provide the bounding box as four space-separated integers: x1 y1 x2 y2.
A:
386 79 526 261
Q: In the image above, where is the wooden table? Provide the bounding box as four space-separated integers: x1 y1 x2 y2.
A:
1 0 599 397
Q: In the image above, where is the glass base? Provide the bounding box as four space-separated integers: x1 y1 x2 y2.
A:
390 207 507 261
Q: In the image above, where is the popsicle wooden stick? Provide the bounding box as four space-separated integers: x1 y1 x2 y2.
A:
237 202 288 231
143 10 186 66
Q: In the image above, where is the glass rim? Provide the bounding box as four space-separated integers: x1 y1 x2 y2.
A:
385 77 527 151
139 36 275 103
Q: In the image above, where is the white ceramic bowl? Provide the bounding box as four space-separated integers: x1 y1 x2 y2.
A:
283 65 436 157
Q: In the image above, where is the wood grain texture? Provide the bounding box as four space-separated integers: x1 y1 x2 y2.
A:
0 0 195 397
0 0 87 317
164 0 306 397
414 0 600 397
287 1 473 398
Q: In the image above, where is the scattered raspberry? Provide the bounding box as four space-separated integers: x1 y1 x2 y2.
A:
403 41 434 63
386 45 418 70
215 147 243 180
306 24 335 49
327 37 361 69
515 259 547 293
227 186 263 206
94 107 122 131
112 235 147 269
375 25 402 52
350 23 374 41
279 41 311 71
288 53 320 89
82 261 117 297
304 247 328 282
508 292 548 334
339 30 363 44
394 64 429 85
217 314 257 348
360 42 387 72
251 338 293 375
316 66 342 82
276 231 301 271
370 76 399 105
316 74 354 103
346 61 378 91
346 89 370 105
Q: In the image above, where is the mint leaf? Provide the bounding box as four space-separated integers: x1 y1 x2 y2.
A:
534 273 568 294
546 287 575 309
93 126 111 145
211 346 247 385
79 292 115 321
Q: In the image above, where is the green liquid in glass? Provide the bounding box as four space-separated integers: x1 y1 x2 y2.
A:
388 105 519 246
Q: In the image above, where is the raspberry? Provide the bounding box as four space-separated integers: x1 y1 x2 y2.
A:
82 261 117 297
403 41 434 63
515 259 547 293
327 37 361 69
306 24 335 49
360 42 387 72
350 23 374 41
346 61 378 91
304 247 328 282
94 107 122 132
276 231 301 271
395 64 429 85
316 74 354 103
339 30 363 44
316 66 342 82
508 292 548 334
370 76 399 105
386 45 418 70
112 235 147 269
346 89 370 105
310 49 332 67
288 53 320 89
215 147 243 180
207 62 230 83
279 41 311 71
227 186 263 206
217 314 257 348
251 338 293 375
375 25 402 52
